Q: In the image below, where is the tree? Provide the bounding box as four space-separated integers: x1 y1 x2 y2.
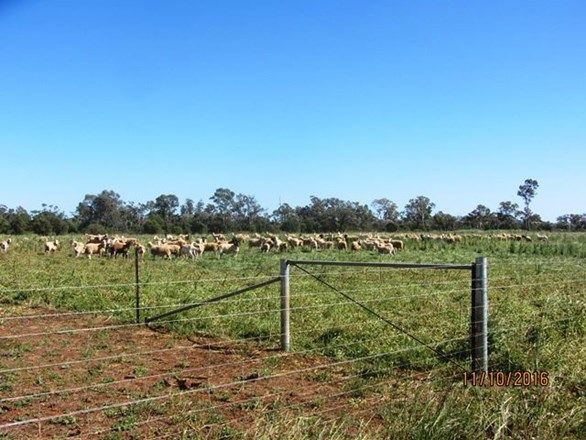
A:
464 205 495 230
153 194 179 229
371 198 400 222
180 199 195 216
30 206 70 235
209 188 237 231
517 179 539 229
402 196 435 230
143 214 164 234
8 207 30 234
75 190 126 231
210 188 236 214
497 201 520 229
273 203 302 232
556 213 586 231
233 194 265 231
432 211 459 230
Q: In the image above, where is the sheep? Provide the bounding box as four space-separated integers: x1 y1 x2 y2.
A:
287 236 303 248
71 240 85 257
148 242 180 259
234 233 249 242
390 239 404 251
180 243 201 259
0 238 11 254
248 238 262 248
260 241 271 253
136 244 146 259
351 241 362 251
374 242 395 255
84 240 107 260
212 233 226 243
344 234 360 243
202 241 220 255
259 237 274 251
165 239 187 248
361 240 377 251
122 237 138 245
192 241 205 256
537 234 549 241
273 236 288 252
336 238 348 251
218 238 240 257
86 234 107 244
314 237 327 249
44 240 60 253
305 238 319 250
148 242 170 259
109 240 134 258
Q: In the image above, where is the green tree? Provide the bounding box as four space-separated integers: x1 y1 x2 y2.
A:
497 201 520 229
432 211 459 230
403 196 435 230
152 194 179 232
8 207 30 234
75 190 126 231
371 198 400 222
464 205 495 229
517 179 539 229
209 188 237 231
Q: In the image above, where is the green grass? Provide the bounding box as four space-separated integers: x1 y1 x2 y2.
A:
0 231 585 439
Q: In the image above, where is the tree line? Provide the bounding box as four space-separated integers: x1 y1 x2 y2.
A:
0 180 584 235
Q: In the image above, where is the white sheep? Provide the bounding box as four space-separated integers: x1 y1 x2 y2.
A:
44 240 60 253
0 238 11 254
84 240 107 260
374 242 395 255
180 242 202 259
71 240 85 258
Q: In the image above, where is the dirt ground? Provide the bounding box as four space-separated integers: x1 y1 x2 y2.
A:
0 307 387 439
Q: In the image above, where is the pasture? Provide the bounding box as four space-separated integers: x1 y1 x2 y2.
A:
0 232 584 439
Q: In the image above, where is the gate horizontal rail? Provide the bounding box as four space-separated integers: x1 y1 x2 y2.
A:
285 259 473 271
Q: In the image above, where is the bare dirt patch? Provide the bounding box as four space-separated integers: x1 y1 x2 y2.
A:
0 307 386 439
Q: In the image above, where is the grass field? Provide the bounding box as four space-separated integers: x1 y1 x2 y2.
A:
0 232 584 439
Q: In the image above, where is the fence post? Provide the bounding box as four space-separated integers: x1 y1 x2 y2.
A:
135 247 141 324
280 259 290 351
471 256 488 372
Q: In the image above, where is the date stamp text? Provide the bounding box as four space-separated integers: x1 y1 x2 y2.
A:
463 371 549 387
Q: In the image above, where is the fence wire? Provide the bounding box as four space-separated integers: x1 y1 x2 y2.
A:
0 257 583 439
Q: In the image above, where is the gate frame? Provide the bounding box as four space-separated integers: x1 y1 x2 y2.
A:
280 257 488 372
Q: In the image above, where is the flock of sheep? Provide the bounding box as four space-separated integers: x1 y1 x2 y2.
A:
0 231 550 260
0 233 403 259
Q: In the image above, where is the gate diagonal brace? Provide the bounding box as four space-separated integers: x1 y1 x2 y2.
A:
144 277 281 324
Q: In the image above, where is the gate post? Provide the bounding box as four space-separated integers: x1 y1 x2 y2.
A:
135 247 141 323
471 256 488 372
280 259 290 351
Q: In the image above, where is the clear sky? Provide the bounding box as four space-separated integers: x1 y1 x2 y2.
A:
1 1 584 221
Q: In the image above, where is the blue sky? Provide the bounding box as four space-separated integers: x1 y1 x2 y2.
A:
1 0 584 220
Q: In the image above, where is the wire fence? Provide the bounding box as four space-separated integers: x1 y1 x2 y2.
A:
0 256 583 438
